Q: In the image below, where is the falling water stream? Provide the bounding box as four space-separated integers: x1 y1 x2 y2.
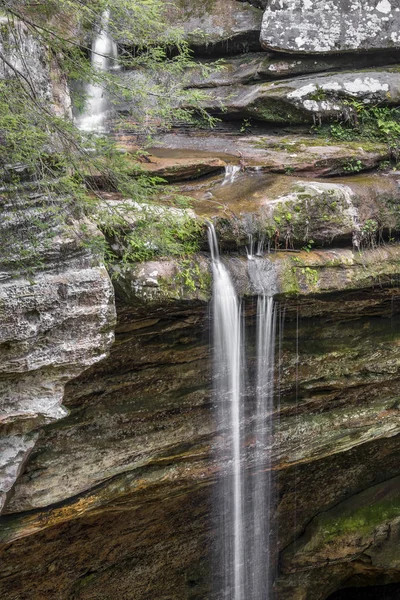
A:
208 224 277 600
222 166 241 186
208 224 244 599
250 296 276 599
77 9 118 132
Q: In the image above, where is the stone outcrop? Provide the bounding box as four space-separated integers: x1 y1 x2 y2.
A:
150 131 390 176
188 52 400 88
1 257 400 598
0 193 116 513
261 0 400 54
195 69 400 123
279 475 400 598
172 171 400 251
0 20 116 512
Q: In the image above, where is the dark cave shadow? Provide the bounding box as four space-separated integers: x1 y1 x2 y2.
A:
327 583 400 600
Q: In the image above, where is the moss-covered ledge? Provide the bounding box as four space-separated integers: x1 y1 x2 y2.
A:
194 174 400 251
109 255 212 308
109 243 400 310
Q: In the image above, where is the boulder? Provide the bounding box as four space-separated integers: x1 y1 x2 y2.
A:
164 0 263 56
261 0 400 54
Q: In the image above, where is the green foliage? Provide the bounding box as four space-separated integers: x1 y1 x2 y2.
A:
358 218 379 249
315 100 400 158
284 166 295 175
176 259 209 292
239 118 252 134
97 199 203 265
343 159 363 173
0 0 215 270
302 239 314 253
379 160 392 171
301 266 318 287
309 85 327 102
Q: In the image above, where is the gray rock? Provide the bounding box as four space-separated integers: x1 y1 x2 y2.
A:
187 51 400 88
0 217 116 512
0 18 71 117
0 434 38 511
261 0 400 54
197 69 400 123
164 0 263 56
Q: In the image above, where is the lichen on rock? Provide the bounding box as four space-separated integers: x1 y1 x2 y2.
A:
261 0 400 54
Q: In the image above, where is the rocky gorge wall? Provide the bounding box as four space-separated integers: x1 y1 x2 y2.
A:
2 2 400 599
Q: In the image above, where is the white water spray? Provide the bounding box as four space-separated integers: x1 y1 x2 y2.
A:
77 10 118 132
256 234 265 257
246 234 255 260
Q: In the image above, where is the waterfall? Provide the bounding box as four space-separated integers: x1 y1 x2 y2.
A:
222 165 241 186
209 224 277 600
77 9 118 132
256 234 266 257
208 223 244 599
246 234 255 260
250 295 276 599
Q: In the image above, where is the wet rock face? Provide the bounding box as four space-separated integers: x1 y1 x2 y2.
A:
3 301 211 514
261 0 400 54
329 583 400 599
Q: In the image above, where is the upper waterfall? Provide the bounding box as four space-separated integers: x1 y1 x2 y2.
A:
76 9 118 132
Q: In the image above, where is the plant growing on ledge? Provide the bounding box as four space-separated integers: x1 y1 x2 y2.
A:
316 100 400 159
343 159 363 173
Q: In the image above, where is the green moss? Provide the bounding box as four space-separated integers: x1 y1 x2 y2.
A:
177 259 211 293
248 97 309 125
280 262 300 295
321 495 400 543
300 266 319 288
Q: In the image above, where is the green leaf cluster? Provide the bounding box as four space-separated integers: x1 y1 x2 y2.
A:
315 100 400 157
